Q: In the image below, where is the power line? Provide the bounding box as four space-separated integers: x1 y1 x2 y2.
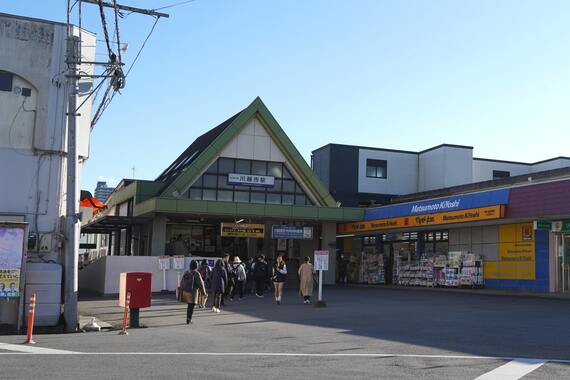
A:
153 0 196 11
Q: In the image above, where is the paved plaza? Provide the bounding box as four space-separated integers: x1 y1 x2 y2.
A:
1 287 570 379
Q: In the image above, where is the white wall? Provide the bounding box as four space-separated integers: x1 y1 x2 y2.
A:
419 146 473 191
531 158 570 173
472 160 530 182
0 15 95 264
79 255 221 294
358 149 418 195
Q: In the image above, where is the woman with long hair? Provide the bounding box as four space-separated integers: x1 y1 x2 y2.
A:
210 259 227 313
272 254 287 305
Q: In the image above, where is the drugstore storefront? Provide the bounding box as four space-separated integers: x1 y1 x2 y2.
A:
338 180 570 293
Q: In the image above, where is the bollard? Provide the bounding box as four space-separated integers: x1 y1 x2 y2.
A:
25 293 37 344
120 291 131 335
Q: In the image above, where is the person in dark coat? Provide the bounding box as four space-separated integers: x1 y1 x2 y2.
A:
210 259 227 313
253 255 269 298
179 260 206 324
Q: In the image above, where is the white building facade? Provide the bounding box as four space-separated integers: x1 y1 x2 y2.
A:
312 143 570 207
0 13 96 326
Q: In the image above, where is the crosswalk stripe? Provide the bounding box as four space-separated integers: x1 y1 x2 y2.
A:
0 343 77 355
474 359 546 380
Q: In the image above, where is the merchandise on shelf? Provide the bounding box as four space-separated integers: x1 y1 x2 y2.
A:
459 254 484 287
362 252 385 284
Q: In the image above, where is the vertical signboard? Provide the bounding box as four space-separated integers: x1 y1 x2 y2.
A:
0 222 28 330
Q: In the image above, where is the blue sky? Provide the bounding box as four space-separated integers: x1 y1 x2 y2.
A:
2 1 569 192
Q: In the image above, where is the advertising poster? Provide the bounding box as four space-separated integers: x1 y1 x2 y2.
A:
0 227 24 270
0 269 20 299
485 223 536 280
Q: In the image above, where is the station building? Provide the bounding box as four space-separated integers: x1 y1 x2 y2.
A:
80 98 363 292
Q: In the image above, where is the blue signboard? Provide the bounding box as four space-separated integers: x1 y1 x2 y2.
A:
271 226 313 239
364 189 510 221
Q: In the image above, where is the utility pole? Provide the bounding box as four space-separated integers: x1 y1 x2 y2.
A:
64 34 81 332
63 1 169 332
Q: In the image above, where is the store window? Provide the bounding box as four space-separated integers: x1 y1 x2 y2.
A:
186 158 315 206
366 159 387 179
493 170 510 180
421 230 449 258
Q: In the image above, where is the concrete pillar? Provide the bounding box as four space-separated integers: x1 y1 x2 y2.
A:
321 222 337 285
150 214 167 256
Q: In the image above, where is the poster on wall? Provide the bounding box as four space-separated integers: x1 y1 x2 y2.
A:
0 227 24 270
0 269 20 298
485 223 536 280
0 223 28 330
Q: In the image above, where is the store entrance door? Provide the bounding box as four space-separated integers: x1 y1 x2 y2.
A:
555 234 570 292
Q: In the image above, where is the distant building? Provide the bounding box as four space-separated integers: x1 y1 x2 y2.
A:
311 143 570 207
94 181 114 202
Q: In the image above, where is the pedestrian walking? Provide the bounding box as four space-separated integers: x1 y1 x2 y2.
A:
245 257 255 294
272 254 287 305
197 259 211 308
222 253 233 306
231 256 247 300
298 256 314 304
253 255 269 298
178 260 206 324
210 259 227 313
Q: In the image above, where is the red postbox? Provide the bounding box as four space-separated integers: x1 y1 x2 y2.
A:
119 272 152 308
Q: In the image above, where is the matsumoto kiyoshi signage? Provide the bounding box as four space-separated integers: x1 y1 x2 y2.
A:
228 173 274 188
411 199 460 214
338 205 504 234
220 223 265 238
364 188 510 221
271 226 313 239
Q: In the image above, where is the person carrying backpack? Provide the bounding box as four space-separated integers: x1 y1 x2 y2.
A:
178 260 206 324
231 257 247 300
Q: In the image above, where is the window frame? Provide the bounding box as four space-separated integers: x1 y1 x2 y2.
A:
366 159 388 179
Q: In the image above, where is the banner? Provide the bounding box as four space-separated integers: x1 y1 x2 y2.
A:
220 223 265 238
0 269 20 299
338 205 504 234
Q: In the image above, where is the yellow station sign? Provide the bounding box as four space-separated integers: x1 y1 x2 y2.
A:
220 223 265 238
338 205 504 234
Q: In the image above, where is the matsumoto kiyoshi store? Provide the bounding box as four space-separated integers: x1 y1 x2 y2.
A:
337 178 570 293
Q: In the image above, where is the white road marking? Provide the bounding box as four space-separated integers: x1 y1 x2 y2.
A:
474 358 546 380
0 343 77 355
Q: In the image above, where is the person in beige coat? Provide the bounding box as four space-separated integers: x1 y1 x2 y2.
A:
298 256 314 304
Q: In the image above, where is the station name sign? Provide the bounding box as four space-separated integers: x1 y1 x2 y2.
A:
220 223 265 238
271 226 313 239
338 205 504 234
228 173 274 188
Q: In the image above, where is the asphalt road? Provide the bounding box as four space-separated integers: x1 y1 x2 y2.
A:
1 286 570 379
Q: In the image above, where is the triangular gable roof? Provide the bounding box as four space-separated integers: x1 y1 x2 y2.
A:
160 97 337 207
